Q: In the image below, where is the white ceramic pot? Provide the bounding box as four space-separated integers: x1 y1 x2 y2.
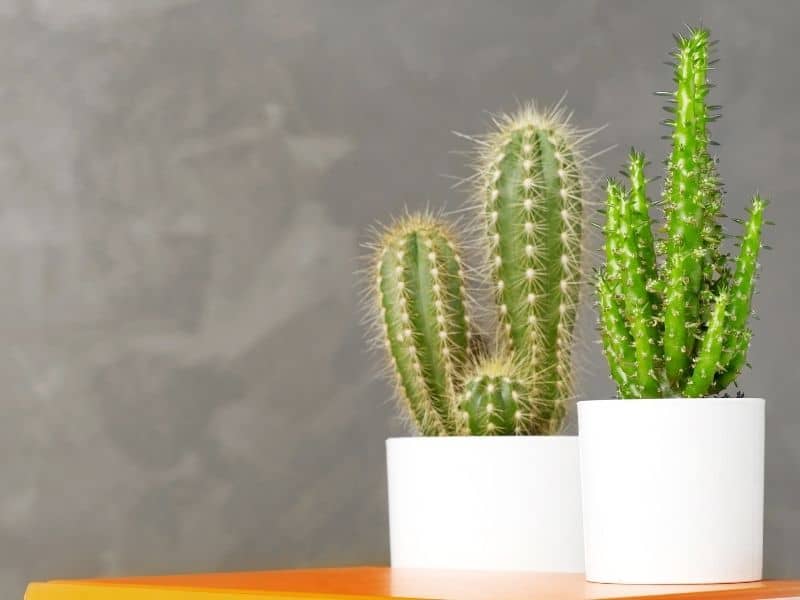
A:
386 436 583 572
578 397 764 584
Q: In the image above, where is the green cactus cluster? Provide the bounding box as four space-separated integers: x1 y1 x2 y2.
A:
598 27 768 398
366 104 592 435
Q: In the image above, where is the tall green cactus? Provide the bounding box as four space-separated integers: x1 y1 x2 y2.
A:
477 106 587 431
365 103 591 435
597 27 768 399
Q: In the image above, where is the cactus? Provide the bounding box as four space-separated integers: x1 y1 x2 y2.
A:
364 103 592 435
456 356 539 435
597 27 768 399
475 105 588 432
370 214 471 435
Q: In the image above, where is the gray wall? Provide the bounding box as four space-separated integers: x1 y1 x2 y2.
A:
1 1 798 597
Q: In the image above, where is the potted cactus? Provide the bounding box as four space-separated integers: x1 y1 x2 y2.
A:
580 27 768 584
364 104 594 571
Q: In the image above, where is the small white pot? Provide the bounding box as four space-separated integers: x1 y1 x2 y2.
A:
578 397 764 584
386 436 583 572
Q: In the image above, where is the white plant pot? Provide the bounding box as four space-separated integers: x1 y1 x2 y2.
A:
386 436 583 572
578 397 764 584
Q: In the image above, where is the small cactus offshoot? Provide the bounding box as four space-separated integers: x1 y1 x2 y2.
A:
364 102 594 435
597 27 768 399
456 356 539 435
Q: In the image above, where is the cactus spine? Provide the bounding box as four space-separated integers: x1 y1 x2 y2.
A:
365 103 592 435
477 106 587 431
598 27 768 398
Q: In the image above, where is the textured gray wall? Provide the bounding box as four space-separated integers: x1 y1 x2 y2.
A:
1 1 799 597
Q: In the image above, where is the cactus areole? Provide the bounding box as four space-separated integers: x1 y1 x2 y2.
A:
597 27 768 399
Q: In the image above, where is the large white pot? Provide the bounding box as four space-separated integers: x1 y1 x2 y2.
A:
386 436 583 572
578 397 764 584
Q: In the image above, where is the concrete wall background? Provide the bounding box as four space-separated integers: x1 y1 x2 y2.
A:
1 1 799 597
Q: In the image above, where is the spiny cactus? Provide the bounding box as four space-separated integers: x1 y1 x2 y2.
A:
364 103 593 435
370 214 471 435
475 105 590 431
456 356 539 435
597 27 768 399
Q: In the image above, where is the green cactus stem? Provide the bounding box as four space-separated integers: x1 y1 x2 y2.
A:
597 272 639 398
616 179 660 397
713 195 766 391
627 151 658 300
597 27 768 399
372 214 471 434
477 104 588 430
684 290 728 397
663 28 711 383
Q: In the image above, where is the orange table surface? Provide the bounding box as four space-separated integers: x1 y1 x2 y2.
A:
24 567 800 600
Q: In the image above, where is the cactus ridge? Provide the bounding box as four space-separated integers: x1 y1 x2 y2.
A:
597 27 768 398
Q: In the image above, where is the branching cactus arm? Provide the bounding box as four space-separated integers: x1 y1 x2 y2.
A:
713 195 766 391
684 290 728 397
597 273 639 398
627 151 659 299
617 182 660 397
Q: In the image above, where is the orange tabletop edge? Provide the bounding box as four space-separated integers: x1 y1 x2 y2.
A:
24 567 800 600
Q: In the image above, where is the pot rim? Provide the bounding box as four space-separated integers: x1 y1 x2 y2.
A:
578 397 764 407
386 434 577 445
